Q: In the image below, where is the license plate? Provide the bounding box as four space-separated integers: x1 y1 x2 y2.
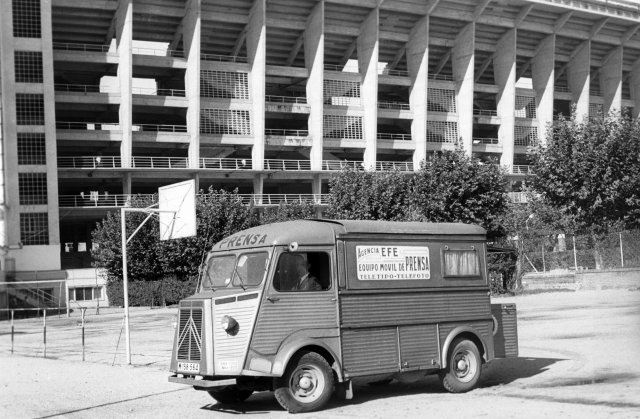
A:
178 362 200 373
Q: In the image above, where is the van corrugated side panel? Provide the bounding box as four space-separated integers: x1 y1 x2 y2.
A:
342 328 399 376
339 289 491 327
491 303 518 358
250 292 337 355
399 324 439 369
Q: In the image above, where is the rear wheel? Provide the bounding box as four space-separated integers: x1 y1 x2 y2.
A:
207 385 253 404
440 338 481 393
274 351 334 413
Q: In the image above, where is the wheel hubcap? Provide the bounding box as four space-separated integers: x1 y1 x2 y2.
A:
452 349 477 383
289 364 325 403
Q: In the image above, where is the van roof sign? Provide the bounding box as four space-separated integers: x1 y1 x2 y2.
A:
211 220 486 251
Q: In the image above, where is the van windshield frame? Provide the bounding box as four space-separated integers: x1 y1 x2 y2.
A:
201 251 269 291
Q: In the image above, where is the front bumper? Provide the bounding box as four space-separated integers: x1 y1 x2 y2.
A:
168 375 236 389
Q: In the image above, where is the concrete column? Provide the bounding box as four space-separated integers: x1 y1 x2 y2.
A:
359 9 379 170
631 59 640 119
601 46 622 116
247 0 266 171
312 174 322 217
305 1 324 171
122 173 132 195
452 23 475 155
116 0 133 168
183 0 201 169
567 40 590 121
253 174 264 205
41 0 60 249
494 29 516 169
407 16 429 170
193 173 200 193
532 34 555 145
0 0 19 264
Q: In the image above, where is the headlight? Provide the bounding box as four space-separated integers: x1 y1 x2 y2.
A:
221 315 239 335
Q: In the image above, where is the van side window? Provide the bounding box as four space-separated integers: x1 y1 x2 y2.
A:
273 252 331 292
443 249 480 277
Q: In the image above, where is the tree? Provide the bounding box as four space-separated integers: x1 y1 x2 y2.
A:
92 188 256 305
259 201 317 224
326 169 411 221
529 114 640 267
408 149 510 238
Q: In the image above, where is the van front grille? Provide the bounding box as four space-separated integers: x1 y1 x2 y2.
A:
177 306 203 361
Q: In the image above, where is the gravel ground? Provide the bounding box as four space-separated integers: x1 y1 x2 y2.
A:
1 289 639 418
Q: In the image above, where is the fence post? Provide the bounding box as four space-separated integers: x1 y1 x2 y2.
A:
43 309 47 358
573 235 578 271
11 310 14 354
81 307 86 361
619 232 624 268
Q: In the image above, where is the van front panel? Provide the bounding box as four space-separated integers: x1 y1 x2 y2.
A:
213 292 261 375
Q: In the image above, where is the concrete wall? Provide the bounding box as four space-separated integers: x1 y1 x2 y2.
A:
523 268 640 291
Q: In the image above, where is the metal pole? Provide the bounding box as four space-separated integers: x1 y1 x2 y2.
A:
619 232 625 268
121 208 132 365
542 242 546 273
43 309 47 358
81 307 86 361
66 281 70 318
11 310 14 354
573 235 578 271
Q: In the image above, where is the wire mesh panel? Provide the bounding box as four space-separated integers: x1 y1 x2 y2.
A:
200 70 249 99
323 115 363 139
14 51 43 83
518 230 640 274
12 0 41 38
589 102 604 119
515 95 537 119
426 121 458 143
16 93 44 125
200 109 251 135
18 173 48 205
17 133 46 165
427 88 456 113
323 80 361 106
20 213 49 245
514 126 538 146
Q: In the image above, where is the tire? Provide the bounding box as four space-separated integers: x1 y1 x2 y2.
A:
274 351 334 413
207 385 253 404
440 338 481 393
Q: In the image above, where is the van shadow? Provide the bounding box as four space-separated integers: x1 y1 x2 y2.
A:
199 357 563 414
478 356 563 387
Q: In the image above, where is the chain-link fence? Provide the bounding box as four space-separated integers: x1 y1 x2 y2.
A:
520 230 640 273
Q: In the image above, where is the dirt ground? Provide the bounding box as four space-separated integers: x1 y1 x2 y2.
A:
1 289 640 418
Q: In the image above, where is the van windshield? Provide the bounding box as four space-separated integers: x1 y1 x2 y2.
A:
201 252 268 290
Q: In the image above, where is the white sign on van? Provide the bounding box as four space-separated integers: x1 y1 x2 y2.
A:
356 246 430 280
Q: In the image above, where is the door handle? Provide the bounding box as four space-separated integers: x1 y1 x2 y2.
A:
267 296 280 303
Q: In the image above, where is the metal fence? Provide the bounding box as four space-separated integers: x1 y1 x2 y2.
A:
518 230 640 273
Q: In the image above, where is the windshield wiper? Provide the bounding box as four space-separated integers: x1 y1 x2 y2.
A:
232 266 247 291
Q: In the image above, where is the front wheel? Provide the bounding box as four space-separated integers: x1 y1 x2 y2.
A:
207 385 253 404
440 338 481 393
274 351 334 413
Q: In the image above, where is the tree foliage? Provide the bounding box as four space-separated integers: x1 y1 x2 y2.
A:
92 189 259 305
409 149 509 237
529 114 640 235
326 169 411 221
326 149 510 237
259 201 317 224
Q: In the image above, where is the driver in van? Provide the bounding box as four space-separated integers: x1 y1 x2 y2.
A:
293 254 322 291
